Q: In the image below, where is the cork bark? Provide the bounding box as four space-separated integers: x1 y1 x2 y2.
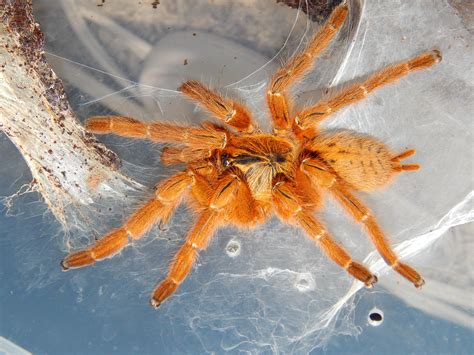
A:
0 1 139 236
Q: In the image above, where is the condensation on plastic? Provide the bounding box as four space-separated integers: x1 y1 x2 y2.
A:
1 0 473 353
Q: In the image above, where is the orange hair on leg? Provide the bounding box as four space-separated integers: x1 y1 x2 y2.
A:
331 183 424 287
297 211 377 287
267 2 349 131
61 172 194 270
151 209 219 308
151 172 243 307
272 178 377 287
295 50 442 130
160 146 211 166
85 115 227 150
180 80 254 132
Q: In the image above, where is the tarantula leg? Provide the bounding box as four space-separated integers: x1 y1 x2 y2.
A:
150 209 219 308
180 80 254 132
268 2 349 93
161 146 211 166
85 116 227 150
266 91 293 132
151 172 242 308
297 211 377 287
295 50 442 130
272 179 377 287
331 183 425 288
61 172 194 270
267 2 348 131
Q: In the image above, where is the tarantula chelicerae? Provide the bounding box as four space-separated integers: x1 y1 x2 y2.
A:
61 3 441 308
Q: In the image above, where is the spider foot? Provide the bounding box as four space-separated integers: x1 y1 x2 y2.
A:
431 49 443 63
347 261 378 288
61 250 95 271
60 259 69 271
150 279 178 309
393 261 425 288
364 274 378 289
415 278 426 288
149 298 161 309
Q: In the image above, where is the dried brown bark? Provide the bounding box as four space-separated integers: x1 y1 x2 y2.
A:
277 0 344 22
0 1 139 238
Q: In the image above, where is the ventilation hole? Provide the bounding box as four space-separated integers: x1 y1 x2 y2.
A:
368 307 384 327
297 278 309 291
294 273 315 292
225 240 241 258
370 312 382 321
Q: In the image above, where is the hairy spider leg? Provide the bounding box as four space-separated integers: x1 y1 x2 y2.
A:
295 50 442 130
267 2 349 132
299 141 423 286
151 172 243 308
150 210 218 308
272 178 377 287
61 171 194 270
85 115 227 150
160 146 213 166
180 80 254 132
330 183 424 287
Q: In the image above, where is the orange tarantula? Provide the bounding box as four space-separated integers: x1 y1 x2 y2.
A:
61 3 441 308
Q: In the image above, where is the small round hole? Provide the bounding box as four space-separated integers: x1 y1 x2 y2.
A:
368 307 384 327
294 273 315 292
369 312 382 322
226 240 241 258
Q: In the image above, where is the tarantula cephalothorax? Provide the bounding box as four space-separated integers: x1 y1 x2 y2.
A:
61 3 441 308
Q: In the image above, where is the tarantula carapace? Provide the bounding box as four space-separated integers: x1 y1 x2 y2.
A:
61 3 441 308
